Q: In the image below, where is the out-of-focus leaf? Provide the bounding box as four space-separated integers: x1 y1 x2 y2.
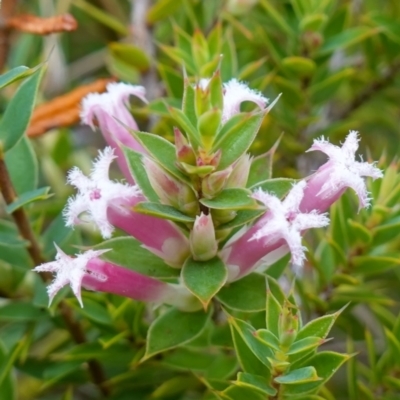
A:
0 65 45 152
6 187 52 214
72 0 128 35
318 27 380 55
147 0 184 24
0 65 33 90
108 43 150 72
5 137 38 195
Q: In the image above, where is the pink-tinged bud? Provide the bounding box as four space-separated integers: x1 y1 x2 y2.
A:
174 127 196 165
222 181 329 281
81 82 148 183
144 158 199 216
34 246 199 311
300 131 383 213
202 167 232 198
190 213 218 261
226 154 251 188
64 148 190 267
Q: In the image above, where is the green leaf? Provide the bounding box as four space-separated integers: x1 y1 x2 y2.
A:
168 106 201 147
0 65 45 152
250 178 295 198
108 42 150 72
296 308 344 341
0 65 33 90
134 202 194 223
247 135 282 185
144 307 211 359
255 329 280 351
217 273 266 312
123 147 159 202
213 112 265 170
372 219 400 246
0 221 28 247
266 291 281 337
182 77 197 126
222 384 267 400
237 372 276 396
131 131 190 183
284 352 350 395
228 316 272 366
230 325 270 376
0 302 47 321
259 0 294 36
70 298 113 326
72 0 128 35
288 337 324 355
5 187 52 214
106 53 139 83
146 0 184 24
182 257 227 307
93 237 180 279
318 27 380 55
352 255 400 275
347 219 372 244
200 188 258 210
218 209 264 230
274 366 320 384
5 137 38 195
266 276 286 305
309 68 354 104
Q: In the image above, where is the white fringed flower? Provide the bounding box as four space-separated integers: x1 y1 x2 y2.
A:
64 147 140 238
80 82 147 129
33 245 109 307
307 130 383 209
222 79 269 122
251 181 330 269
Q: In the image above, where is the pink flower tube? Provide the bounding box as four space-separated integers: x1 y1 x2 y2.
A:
34 246 199 311
81 82 147 183
64 147 190 267
222 181 329 281
300 131 383 213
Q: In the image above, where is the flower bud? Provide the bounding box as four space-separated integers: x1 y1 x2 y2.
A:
144 158 199 216
174 127 196 165
226 154 251 188
190 213 218 261
202 166 232 198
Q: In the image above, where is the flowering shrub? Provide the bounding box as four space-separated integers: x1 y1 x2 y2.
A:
0 1 400 399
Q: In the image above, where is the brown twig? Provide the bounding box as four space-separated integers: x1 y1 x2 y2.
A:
0 0 18 70
27 77 114 138
6 13 78 35
0 151 109 397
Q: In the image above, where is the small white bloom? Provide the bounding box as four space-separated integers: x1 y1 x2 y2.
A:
307 130 383 209
64 147 140 238
222 79 269 122
80 82 147 129
251 181 329 269
33 245 109 307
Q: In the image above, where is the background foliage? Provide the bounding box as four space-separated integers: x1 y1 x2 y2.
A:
1 0 400 399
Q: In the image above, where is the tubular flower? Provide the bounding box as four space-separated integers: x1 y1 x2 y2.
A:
34 246 199 310
222 181 329 281
81 82 147 182
64 147 190 267
300 130 383 213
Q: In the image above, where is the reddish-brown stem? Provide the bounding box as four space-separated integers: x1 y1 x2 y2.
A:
0 152 109 397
